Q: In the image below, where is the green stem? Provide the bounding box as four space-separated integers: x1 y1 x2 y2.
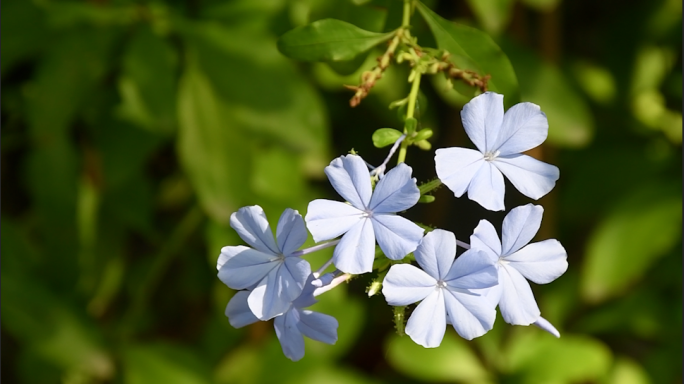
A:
402 0 412 27
419 178 443 194
397 72 422 164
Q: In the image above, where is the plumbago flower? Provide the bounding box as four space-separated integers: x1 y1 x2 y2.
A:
305 154 424 274
382 229 499 347
435 92 560 211
217 206 311 320
470 204 568 328
225 275 338 361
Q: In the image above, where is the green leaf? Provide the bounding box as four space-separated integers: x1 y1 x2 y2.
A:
122 344 211 384
385 332 491 382
581 183 682 303
416 2 519 103
277 19 394 62
465 0 515 35
117 26 178 134
501 39 594 148
507 331 612 383
372 128 403 148
177 61 251 224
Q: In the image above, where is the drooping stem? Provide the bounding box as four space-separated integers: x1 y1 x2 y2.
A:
397 72 422 164
418 178 443 195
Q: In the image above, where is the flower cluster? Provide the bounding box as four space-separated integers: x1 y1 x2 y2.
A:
216 92 568 360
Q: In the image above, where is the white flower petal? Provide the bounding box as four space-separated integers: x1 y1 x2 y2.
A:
494 102 548 156
305 199 363 242
498 264 540 325
493 154 559 200
444 249 498 290
413 229 457 280
276 208 307 256
324 155 372 209
460 92 505 153
435 148 485 198
501 204 543 256
533 316 561 338
467 162 506 211
225 291 260 329
405 290 447 348
372 214 424 260
218 248 277 290
443 289 496 340
472 284 503 308
297 309 339 345
382 264 437 306
274 309 305 361
217 245 250 270
248 260 304 320
230 206 279 255
470 220 502 260
332 219 375 274
369 163 420 213
506 240 568 284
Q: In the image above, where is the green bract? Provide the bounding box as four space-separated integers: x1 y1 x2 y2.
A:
277 19 395 62
372 128 403 148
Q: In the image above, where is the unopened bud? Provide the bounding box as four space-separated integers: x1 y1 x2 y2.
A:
367 281 382 297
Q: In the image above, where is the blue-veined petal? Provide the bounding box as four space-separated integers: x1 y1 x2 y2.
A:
500 204 543 256
443 289 496 340
291 274 319 309
369 163 420 213
225 291 259 328
506 240 568 284
371 214 424 261
494 102 548 156
274 309 306 361
405 290 447 348
497 264 540 325
473 283 503 308
305 199 363 242
435 148 484 198
332 219 375 274
217 245 250 270
230 206 280 255
493 154 559 200
248 257 311 320
460 92 505 153
297 309 339 345
325 155 372 209
382 264 436 306
219 248 277 290
444 249 498 290
470 220 502 261
413 229 456 280
467 161 505 211
276 208 307 256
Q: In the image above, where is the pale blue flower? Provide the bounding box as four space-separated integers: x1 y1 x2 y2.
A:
225 275 338 361
217 206 311 320
435 92 560 211
306 154 424 274
470 204 568 327
382 229 498 347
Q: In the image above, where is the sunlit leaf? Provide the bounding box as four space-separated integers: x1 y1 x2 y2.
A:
372 128 403 148
385 331 491 383
581 183 682 303
417 2 519 104
277 19 394 62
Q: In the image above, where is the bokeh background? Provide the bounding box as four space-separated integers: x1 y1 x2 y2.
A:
2 0 682 383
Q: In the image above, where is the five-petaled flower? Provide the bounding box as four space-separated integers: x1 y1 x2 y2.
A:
225 275 338 361
217 206 311 320
305 154 424 274
470 204 568 327
382 229 499 347
435 92 560 211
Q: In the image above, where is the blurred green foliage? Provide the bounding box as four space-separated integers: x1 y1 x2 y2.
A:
1 0 681 383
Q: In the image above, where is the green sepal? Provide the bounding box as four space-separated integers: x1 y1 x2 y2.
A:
418 195 435 203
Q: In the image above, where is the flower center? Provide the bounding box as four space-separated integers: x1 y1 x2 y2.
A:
484 150 500 162
362 209 373 218
436 279 447 289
